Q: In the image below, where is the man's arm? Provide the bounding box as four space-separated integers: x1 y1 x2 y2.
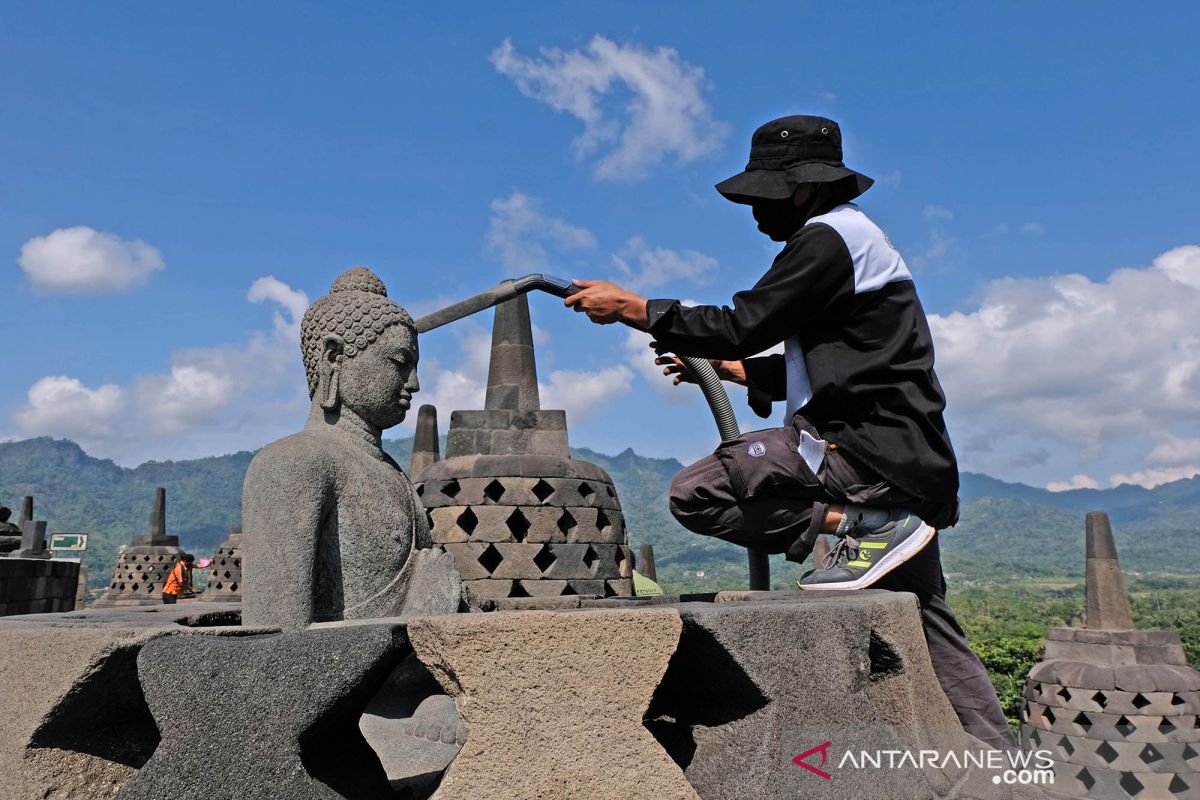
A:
565 222 853 357
642 223 854 360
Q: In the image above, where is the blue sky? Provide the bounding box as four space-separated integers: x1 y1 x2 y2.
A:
3 2 1199 491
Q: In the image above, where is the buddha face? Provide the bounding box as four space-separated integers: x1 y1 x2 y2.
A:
329 324 420 431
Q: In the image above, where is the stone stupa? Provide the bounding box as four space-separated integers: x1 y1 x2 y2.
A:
415 295 632 604
92 487 184 607
204 527 243 602
1021 511 1200 798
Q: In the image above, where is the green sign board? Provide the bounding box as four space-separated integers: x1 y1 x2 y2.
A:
49 533 89 551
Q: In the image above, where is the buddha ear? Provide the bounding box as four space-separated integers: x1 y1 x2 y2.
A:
317 335 344 411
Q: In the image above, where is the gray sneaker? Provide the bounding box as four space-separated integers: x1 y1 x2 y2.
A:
798 507 936 590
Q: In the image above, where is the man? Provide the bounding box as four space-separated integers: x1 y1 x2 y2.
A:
566 115 1013 750
162 553 195 604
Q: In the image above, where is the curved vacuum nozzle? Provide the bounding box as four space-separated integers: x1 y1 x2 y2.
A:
414 273 581 334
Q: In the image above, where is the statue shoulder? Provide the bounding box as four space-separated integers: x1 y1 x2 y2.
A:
247 432 333 483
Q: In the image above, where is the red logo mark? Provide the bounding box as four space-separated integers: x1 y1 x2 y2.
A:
792 741 833 780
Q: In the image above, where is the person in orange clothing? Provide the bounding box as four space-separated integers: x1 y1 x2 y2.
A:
162 553 195 604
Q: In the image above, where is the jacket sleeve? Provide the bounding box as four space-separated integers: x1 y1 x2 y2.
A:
645 222 854 360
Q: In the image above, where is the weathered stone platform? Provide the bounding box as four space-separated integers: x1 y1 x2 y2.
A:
0 592 1046 800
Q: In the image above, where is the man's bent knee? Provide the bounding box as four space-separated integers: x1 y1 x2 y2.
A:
668 455 736 537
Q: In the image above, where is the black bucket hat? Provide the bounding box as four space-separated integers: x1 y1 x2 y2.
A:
715 115 874 205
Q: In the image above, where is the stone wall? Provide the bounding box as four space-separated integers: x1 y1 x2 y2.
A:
0 592 1048 800
0 558 80 617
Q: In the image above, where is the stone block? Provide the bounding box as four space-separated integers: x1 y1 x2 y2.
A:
563 579 605 596
461 579 515 605
648 594 991 800
428 506 472 544
444 428 480 457
488 542 546 579
419 453 612 483
489 595 583 611
536 543 619 580
117 622 408 800
515 578 569 597
397 547 463 619
480 505 567 543
422 476 619 510
0 601 249 800
408 608 697 800
606 578 633 596
442 543 496 581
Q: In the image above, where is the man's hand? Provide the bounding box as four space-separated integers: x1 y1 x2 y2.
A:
651 344 748 386
564 279 649 328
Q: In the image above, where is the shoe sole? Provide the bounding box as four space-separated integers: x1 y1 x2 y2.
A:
799 523 937 591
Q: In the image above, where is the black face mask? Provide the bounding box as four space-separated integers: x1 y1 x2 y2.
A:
751 185 832 241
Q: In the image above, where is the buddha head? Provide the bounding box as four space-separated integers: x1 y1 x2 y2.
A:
301 268 419 431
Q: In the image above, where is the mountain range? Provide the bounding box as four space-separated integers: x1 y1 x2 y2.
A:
1 436 1196 591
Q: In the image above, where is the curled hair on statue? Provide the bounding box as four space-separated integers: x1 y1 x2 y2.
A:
299 267 416 398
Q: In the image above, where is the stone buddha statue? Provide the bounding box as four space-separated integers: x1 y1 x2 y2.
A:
242 267 433 628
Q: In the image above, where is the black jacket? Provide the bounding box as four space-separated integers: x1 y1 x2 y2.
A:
646 203 959 526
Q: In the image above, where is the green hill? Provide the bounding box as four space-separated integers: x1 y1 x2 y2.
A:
2 436 1197 591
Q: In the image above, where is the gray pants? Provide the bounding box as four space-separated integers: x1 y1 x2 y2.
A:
669 422 1015 751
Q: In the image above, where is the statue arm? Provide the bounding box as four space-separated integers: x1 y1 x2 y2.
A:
241 445 329 628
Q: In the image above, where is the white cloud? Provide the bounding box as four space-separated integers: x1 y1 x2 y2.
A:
135 365 236 436
248 276 308 339
491 36 728 181
817 90 839 104
1109 466 1200 489
911 205 956 270
924 228 952 261
17 226 164 294
1021 222 1046 236
1046 474 1100 492
877 170 903 188
409 321 492 417
540 365 634 423
10 278 311 464
624 329 684 403
13 377 127 443
1156 245 1200 288
485 191 597 273
398 316 634 430
930 244 1200 488
1146 435 1200 466
611 236 718 293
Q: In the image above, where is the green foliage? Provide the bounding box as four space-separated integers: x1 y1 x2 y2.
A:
0 438 248 588
949 578 1200 726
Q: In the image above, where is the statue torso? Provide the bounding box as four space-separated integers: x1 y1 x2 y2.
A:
315 429 429 621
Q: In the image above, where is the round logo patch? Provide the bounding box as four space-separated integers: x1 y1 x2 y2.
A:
747 442 767 458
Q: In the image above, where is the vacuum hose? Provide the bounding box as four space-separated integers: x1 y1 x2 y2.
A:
414 273 770 591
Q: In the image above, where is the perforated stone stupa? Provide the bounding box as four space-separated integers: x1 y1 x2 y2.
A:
205 527 243 602
1021 511 1200 798
92 487 184 608
417 295 632 603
